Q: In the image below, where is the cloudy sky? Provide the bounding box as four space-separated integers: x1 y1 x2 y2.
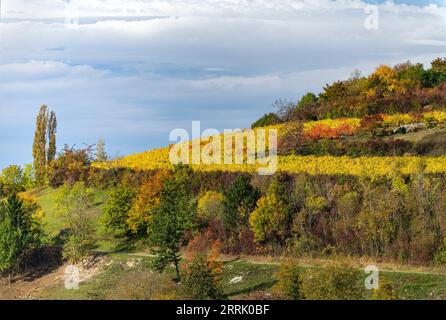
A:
1 0 446 168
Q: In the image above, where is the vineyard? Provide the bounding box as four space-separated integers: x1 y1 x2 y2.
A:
93 110 446 176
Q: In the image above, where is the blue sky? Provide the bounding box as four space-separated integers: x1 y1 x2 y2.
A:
1 0 446 168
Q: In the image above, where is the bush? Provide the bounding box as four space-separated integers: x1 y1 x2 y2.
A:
180 253 224 300
300 264 364 300
273 260 302 300
47 145 94 188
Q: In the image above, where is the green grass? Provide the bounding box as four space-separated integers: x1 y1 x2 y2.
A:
27 187 118 252
38 253 446 300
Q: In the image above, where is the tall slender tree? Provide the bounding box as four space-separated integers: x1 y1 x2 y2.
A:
32 106 58 185
32 105 48 185
47 111 57 162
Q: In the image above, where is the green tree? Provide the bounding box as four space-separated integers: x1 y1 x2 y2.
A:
0 165 25 195
103 186 136 235
223 175 260 233
33 105 48 185
0 194 41 283
56 182 97 264
22 164 36 190
149 165 195 281
251 113 281 129
297 92 317 110
96 139 108 162
47 110 57 162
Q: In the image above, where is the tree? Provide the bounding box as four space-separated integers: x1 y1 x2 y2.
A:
0 194 42 282
149 165 195 281
273 99 296 122
297 92 317 111
103 186 136 235
251 113 281 129
223 175 260 233
47 110 57 162
22 164 36 190
249 179 290 243
431 57 446 72
197 191 225 224
32 105 48 185
126 169 171 235
96 139 108 162
32 105 57 185
55 182 97 264
0 165 24 195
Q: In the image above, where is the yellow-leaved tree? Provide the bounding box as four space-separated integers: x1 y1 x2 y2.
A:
249 179 290 243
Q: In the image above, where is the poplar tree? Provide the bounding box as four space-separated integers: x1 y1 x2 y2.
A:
32 106 58 185
32 105 48 185
47 111 57 162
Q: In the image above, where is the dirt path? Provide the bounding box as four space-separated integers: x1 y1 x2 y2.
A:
0 257 107 300
0 265 66 300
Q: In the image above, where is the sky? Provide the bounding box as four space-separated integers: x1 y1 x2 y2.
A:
1 0 446 168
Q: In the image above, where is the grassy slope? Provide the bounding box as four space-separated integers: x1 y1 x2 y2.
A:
28 187 117 252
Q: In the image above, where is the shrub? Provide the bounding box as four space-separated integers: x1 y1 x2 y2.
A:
273 260 302 300
180 253 224 300
300 264 364 300
47 145 94 188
